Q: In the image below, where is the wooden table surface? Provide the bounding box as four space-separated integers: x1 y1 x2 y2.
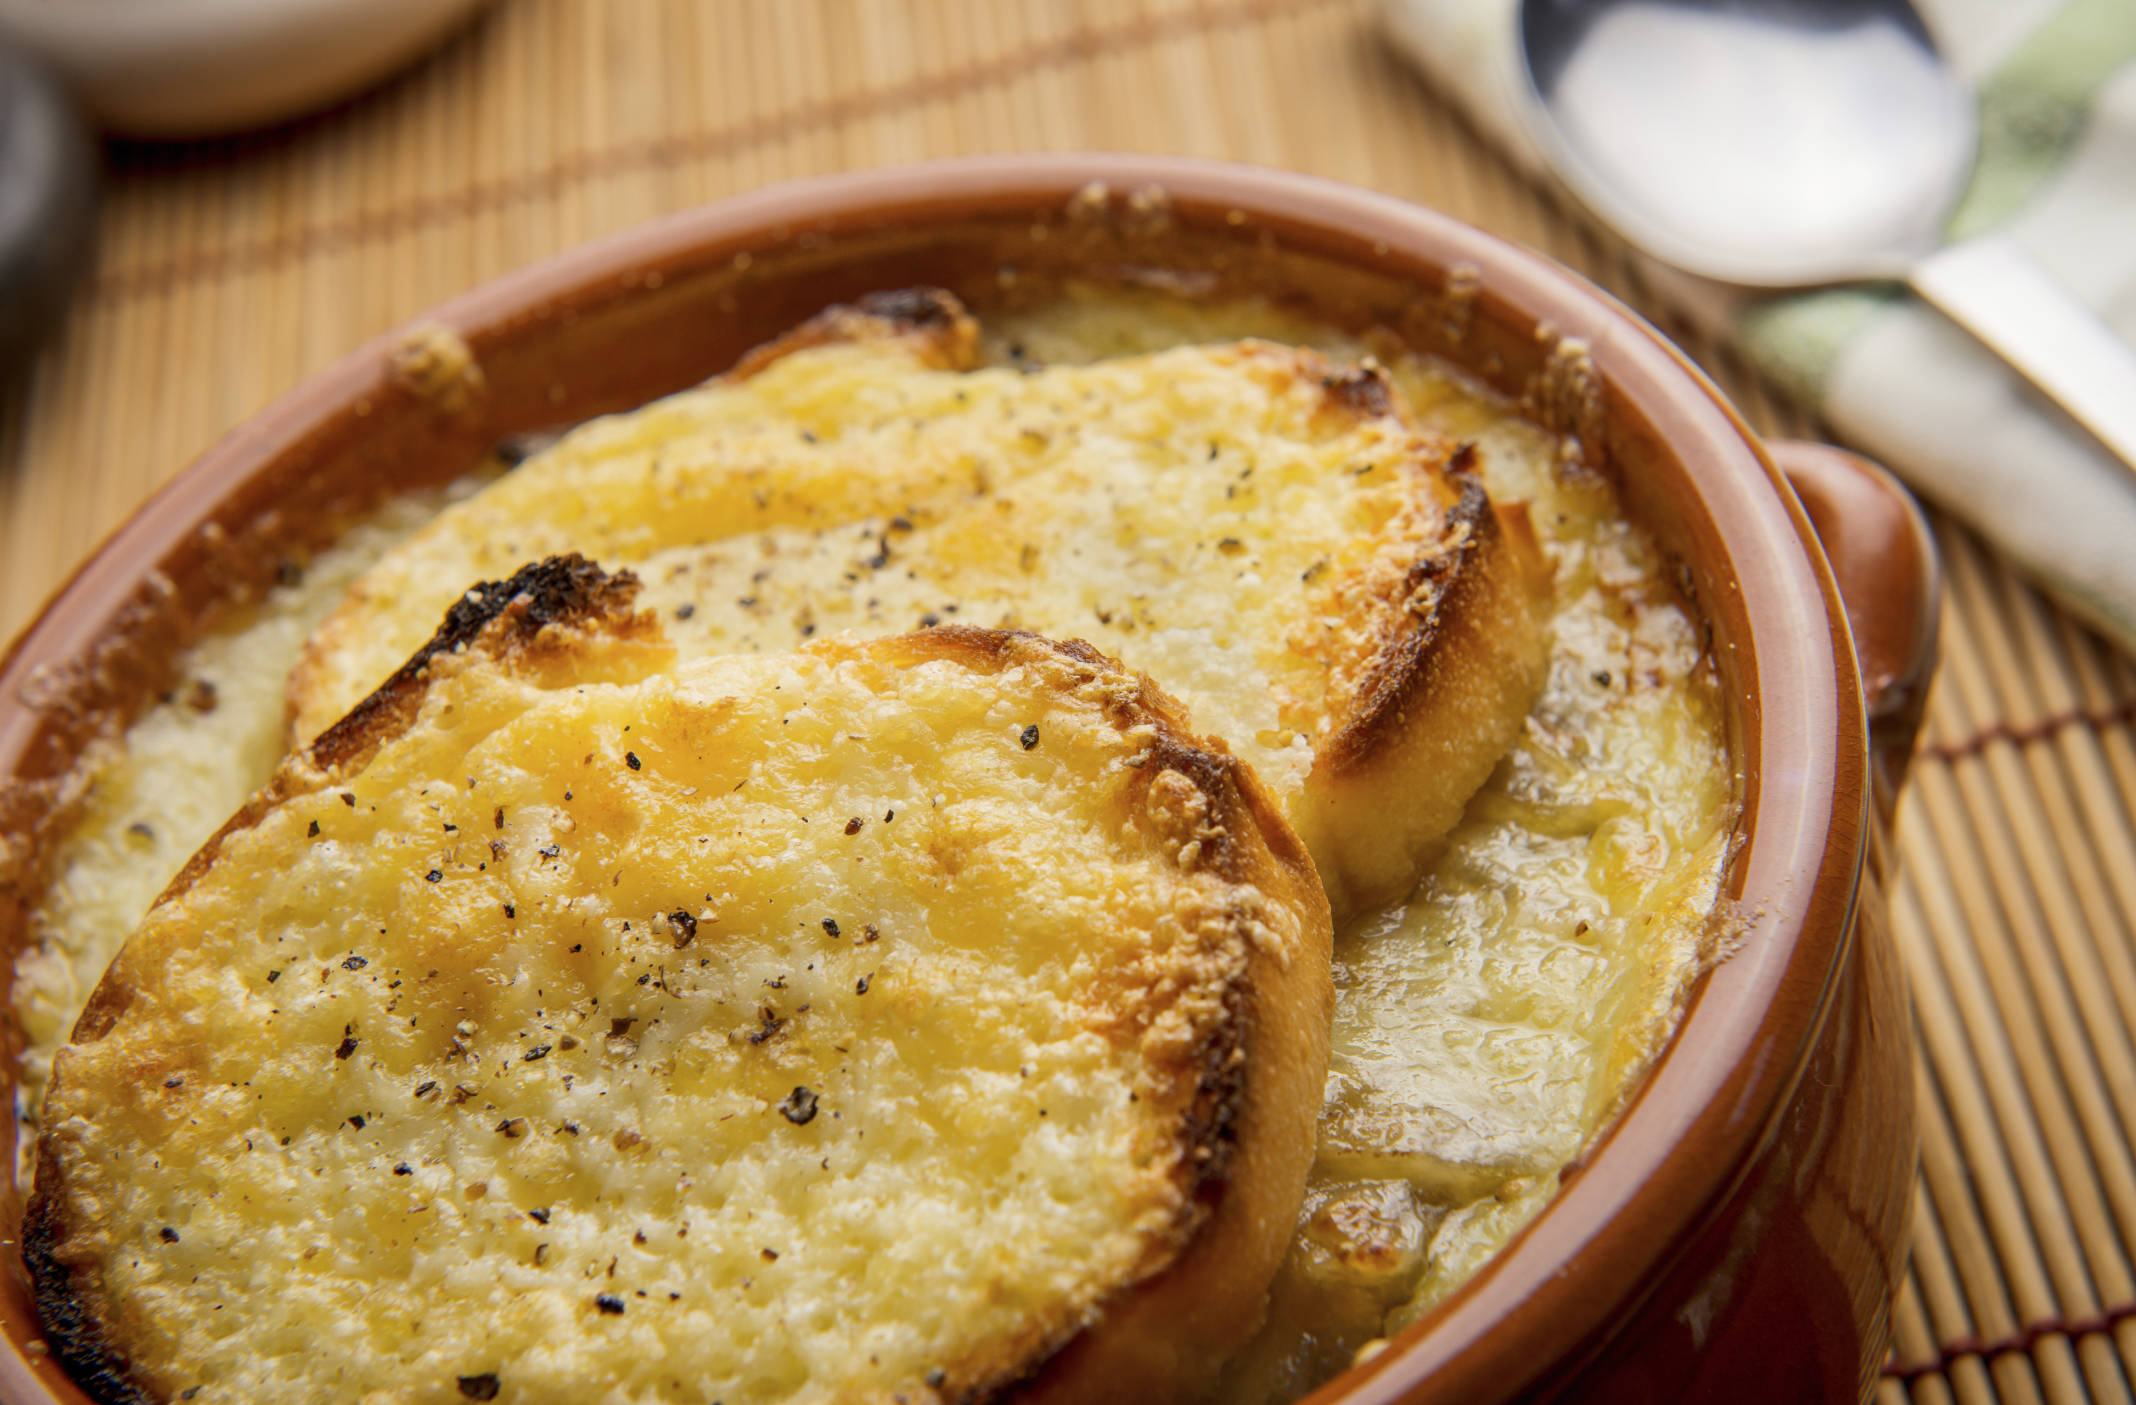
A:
4 3 2136 1401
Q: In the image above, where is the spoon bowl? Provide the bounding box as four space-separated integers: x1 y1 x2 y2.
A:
1517 0 2136 474
1520 0 1972 284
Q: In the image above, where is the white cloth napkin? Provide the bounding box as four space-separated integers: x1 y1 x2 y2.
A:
1381 0 2136 655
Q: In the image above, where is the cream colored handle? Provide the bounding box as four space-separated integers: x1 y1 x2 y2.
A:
1910 234 2136 477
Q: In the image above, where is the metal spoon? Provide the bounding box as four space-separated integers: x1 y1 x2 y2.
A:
1517 0 2136 474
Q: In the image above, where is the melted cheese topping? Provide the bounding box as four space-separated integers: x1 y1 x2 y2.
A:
15 286 1733 1404
40 631 1320 1405
290 333 1541 920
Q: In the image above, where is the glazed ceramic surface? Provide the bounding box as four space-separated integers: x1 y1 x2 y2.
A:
0 155 1928 1405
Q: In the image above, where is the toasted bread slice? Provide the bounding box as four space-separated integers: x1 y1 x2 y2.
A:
288 291 1548 917
30 559 1332 1405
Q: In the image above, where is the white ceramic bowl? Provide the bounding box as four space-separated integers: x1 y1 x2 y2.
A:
0 0 492 136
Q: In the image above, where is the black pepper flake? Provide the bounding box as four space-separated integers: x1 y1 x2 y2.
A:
335 1037 359 1060
1593 669 1614 687
415 1081 438 1098
675 602 696 620
594 1294 626 1316
341 792 356 807
1020 724 1040 750
926 1369 948 1389
494 806 505 829
539 845 559 859
528 1208 550 1224
164 1077 183 1089
308 820 320 838
498 1118 528 1138
843 817 863 835
342 955 368 971
884 809 894 823
670 910 698 948
856 974 871 995
821 918 840 939
777 1086 819 1125
394 1163 412 1175
525 1045 551 1062
919 612 941 628
457 1374 500 1401
863 923 880 943
504 904 516 920
347 1115 366 1130
626 752 641 771
159 1227 179 1244
425 870 443 883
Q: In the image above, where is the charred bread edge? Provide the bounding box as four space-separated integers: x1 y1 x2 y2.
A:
29 611 1327 1405
1320 441 1514 775
22 1162 152 1405
159 553 652 931
724 286 979 380
911 628 1330 1404
878 627 1301 1334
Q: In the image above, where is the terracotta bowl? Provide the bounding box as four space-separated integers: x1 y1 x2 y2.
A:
0 155 1932 1405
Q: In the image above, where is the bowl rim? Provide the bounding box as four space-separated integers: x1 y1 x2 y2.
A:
0 153 1866 1405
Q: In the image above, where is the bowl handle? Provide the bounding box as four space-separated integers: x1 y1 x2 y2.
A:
1767 440 1943 825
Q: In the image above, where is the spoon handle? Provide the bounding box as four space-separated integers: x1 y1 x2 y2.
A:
1909 235 2136 475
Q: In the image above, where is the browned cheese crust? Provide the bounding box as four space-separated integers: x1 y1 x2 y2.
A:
285 289 1548 919
29 559 1332 1405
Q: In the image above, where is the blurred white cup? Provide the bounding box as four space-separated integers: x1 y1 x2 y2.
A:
0 0 494 137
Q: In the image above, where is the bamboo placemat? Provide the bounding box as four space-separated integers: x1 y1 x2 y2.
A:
4 2 2136 1400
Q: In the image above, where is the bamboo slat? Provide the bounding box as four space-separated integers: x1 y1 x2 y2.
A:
2 2 2134 1398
